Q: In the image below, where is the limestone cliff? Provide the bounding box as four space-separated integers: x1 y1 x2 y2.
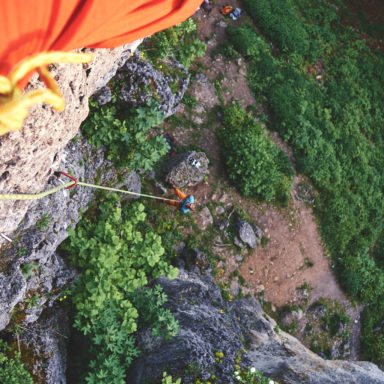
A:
0 42 141 239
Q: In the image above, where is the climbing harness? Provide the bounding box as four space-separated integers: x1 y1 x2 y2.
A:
0 171 177 202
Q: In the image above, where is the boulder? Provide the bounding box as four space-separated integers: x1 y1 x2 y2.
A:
163 151 209 188
237 218 259 249
199 207 213 230
118 58 189 117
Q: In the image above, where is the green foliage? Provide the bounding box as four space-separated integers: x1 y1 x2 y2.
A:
0 340 33 384
20 263 38 279
82 98 169 171
36 213 51 231
233 366 278 384
241 0 310 56
362 301 384 367
63 194 179 383
130 285 179 340
162 372 181 384
146 18 206 68
25 293 41 308
227 0 384 368
219 104 293 204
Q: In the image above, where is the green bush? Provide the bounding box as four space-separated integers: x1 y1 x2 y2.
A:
219 104 293 204
0 340 33 384
228 0 384 368
63 194 179 383
146 18 206 68
82 98 169 171
241 0 310 56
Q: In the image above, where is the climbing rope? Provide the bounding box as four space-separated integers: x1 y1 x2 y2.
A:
0 171 177 202
0 51 93 136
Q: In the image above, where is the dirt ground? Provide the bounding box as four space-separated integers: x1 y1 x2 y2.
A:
167 1 362 359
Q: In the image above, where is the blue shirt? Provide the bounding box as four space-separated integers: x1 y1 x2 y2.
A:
180 195 195 214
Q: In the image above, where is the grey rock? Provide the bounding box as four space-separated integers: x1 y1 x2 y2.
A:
19 308 70 384
216 219 230 231
155 182 168 195
179 248 210 273
93 85 112 105
199 207 213 230
0 268 26 330
234 236 246 248
0 41 142 239
127 269 384 384
215 205 225 215
235 254 243 262
252 224 263 242
119 59 189 117
163 151 209 188
237 218 258 248
147 169 156 180
0 135 141 332
280 309 304 327
230 280 240 296
115 171 141 199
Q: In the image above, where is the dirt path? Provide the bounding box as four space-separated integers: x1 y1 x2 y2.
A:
169 2 362 359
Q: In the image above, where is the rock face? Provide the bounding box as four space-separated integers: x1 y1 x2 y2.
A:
18 308 70 384
0 42 141 239
164 151 209 188
0 135 140 384
0 135 141 332
127 269 384 384
118 57 189 117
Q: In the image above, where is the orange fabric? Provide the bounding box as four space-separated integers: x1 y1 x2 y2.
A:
0 0 202 85
174 187 187 200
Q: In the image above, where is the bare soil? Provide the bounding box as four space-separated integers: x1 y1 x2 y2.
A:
167 0 362 360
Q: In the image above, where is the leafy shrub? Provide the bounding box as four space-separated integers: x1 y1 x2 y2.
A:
230 0 384 367
0 340 33 384
63 194 179 383
82 99 169 171
361 302 384 368
146 18 206 68
241 0 310 56
219 104 293 204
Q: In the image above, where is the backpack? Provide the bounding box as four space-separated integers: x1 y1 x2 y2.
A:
221 5 234 15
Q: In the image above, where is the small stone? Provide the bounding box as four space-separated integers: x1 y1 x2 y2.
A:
234 236 245 248
199 207 213 230
235 254 243 262
215 206 225 215
271 305 276 312
286 273 291 279
274 276 279 282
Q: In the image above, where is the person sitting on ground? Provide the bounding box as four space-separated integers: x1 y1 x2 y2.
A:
163 180 196 214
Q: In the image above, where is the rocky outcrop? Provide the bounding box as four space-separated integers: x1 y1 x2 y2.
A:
0 135 140 332
163 151 209 188
127 268 384 384
0 135 140 384
0 42 141 239
118 57 189 117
